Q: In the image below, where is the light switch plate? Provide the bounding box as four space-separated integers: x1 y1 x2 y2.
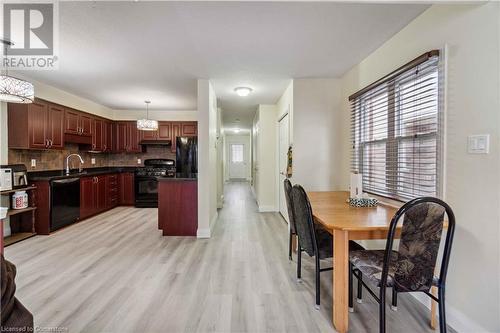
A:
468 134 490 154
31 159 36 168
137 158 142 165
91 158 96 165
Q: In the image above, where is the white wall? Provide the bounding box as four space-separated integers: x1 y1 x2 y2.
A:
197 79 218 238
292 79 341 191
339 3 500 332
254 104 277 212
224 134 252 181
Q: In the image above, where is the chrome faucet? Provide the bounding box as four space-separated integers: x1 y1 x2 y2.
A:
65 154 84 175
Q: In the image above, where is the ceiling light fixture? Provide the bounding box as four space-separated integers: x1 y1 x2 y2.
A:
234 87 252 97
0 39 34 103
137 100 158 131
234 128 240 133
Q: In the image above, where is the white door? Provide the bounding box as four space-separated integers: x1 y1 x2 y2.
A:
278 114 290 222
229 143 247 179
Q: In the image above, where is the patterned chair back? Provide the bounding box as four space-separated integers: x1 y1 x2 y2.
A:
283 179 297 234
290 185 317 257
384 198 455 293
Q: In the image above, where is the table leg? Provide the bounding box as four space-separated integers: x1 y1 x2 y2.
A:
430 286 437 330
333 229 349 333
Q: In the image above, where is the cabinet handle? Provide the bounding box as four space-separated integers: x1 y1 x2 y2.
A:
48 139 52 148
45 139 48 148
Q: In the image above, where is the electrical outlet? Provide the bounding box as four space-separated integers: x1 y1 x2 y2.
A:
137 158 142 165
91 158 96 165
31 159 36 168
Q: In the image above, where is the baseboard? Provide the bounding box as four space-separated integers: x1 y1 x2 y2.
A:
197 212 219 239
217 194 224 209
410 292 492 332
196 228 210 238
258 205 276 212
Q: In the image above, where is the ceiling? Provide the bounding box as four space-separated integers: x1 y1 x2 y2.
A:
14 1 428 129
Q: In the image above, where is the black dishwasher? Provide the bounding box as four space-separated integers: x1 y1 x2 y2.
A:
50 178 80 231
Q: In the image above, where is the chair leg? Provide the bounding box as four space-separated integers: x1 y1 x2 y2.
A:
288 231 293 261
357 272 363 303
438 286 447 333
391 288 398 311
315 254 320 310
349 263 354 312
379 287 386 333
297 245 302 282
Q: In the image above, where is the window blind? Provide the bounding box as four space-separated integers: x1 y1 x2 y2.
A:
350 51 442 201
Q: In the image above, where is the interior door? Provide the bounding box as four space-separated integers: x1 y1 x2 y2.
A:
229 143 247 179
278 114 290 222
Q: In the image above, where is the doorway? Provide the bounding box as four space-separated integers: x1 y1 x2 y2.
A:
228 143 248 179
278 113 290 222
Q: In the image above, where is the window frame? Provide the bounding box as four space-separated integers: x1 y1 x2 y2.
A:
351 51 443 202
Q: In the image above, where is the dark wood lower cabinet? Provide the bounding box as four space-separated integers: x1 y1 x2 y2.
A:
80 176 96 219
119 173 135 205
158 179 197 236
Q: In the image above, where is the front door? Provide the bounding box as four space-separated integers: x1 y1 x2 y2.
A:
278 113 290 222
229 143 247 179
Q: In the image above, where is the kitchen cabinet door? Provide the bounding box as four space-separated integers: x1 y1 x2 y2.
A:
105 174 118 209
80 177 95 219
158 122 171 140
119 173 135 205
47 104 64 149
181 122 197 136
104 121 113 152
141 128 157 141
28 100 49 149
92 118 103 151
171 122 181 153
128 122 141 152
116 122 128 152
80 114 93 137
64 108 80 135
96 175 107 212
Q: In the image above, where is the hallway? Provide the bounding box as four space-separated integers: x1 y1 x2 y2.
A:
5 182 439 332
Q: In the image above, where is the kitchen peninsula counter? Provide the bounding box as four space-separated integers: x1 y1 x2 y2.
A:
158 174 197 236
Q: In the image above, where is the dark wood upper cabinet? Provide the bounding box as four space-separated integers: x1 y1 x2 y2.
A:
64 108 93 137
128 122 141 152
158 122 172 140
115 122 128 152
141 128 157 140
181 122 197 136
47 104 65 149
29 101 49 149
80 114 93 136
64 108 80 135
104 121 113 152
92 118 103 151
8 99 64 150
171 122 181 153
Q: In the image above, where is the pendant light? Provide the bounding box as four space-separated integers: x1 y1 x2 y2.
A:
137 100 158 131
0 39 34 103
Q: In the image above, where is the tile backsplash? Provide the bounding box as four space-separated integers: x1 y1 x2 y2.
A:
8 144 175 171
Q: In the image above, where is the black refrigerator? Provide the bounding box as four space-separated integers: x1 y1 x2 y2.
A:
176 137 198 176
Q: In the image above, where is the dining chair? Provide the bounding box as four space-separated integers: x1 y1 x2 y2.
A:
283 179 297 260
349 197 456 333
290 184 365 309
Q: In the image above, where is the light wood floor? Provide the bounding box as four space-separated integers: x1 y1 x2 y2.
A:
5 182 445 332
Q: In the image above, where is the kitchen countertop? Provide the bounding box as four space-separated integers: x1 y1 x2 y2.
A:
28 167 138 181
158 173 197 181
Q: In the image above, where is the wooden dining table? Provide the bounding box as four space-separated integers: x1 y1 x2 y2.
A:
307 191 399 333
